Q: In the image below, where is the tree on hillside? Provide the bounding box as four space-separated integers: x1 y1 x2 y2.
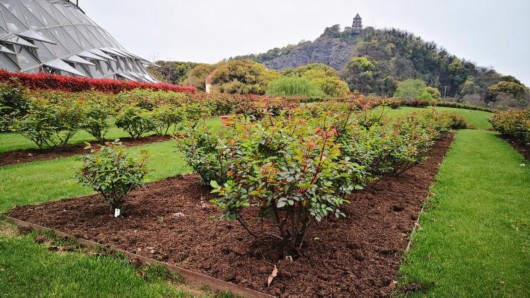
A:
290 63 350 97
460 76 481 97
342 57 376 94
147 61 198 85
487 80 528 106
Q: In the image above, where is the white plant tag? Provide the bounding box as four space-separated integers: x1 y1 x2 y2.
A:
114 208 121 217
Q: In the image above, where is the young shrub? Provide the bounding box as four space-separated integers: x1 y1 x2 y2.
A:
115 106 155 139
0 79 31 132
14 97 84 149
174 122 229 185
211 116 365 254
150 105 185 135
76 141 149 213
183 103 210 125
80 100 112 142
445 112 475 130
490 108 530 147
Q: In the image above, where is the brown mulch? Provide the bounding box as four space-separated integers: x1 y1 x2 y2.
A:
0 135 170 167
7 133 454 297
500 135 530 160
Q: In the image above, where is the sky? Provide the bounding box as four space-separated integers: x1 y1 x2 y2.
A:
82 0 530 86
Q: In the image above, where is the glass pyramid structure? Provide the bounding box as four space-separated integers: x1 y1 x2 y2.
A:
0 0 157 82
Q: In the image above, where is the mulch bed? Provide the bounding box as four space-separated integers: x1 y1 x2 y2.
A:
0 135 170 167
7 133 454 297
500 135 530 161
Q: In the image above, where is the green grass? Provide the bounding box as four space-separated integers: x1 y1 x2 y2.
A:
0 127 132 153
0 230 190 297
435 107 492 130
398 129 529 296
379 106 492 130
0 140 190 213
0 117 222 153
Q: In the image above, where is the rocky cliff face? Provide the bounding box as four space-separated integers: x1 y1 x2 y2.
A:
235 26 363 71
263 37 358 71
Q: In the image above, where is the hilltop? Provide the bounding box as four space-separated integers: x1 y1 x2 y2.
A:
232 21 528 106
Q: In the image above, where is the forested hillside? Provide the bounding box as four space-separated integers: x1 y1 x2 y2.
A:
149 25 528 107
234 26 529 106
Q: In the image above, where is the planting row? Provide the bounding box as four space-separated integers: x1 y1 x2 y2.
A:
0 69 195 94
1 78 480 151
77 103 472 255
490 108 530 149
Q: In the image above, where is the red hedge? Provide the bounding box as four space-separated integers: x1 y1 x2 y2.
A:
0 69 195 94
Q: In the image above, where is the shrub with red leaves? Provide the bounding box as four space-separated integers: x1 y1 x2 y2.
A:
0 69 195 94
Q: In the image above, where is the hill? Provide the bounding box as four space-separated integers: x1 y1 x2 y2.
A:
233 25 529 107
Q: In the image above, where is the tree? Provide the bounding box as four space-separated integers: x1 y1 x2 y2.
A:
393 79 428 100
487 80 527 103
425 86 441 100
460 76 480 96
184 64 216 91
147 61 198 85
266 76 324 97
291 63 349 97
342 57 376 94
210 60 280 95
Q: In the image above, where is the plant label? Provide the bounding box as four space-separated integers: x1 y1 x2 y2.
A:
114 208 121 217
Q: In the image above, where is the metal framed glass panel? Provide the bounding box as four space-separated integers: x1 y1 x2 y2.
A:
0 0 157 82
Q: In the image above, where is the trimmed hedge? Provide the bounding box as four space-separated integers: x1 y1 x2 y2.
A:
0 69 196 94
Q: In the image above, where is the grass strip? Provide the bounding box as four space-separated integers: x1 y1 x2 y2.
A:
398 129 529 296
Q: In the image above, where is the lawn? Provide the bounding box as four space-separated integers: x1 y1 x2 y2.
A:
0 140 190 213
398 129 529 296
0 117 222 153
379 106 492 130
0 224 191 297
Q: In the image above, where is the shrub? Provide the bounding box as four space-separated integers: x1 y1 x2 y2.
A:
435 101 492 112
179 104 456 253
445 112 475 130
0 79 31 132
266 76 324 98
80 99 112 142
393 79 428 100
183 103 210 124
14 97 84 149
150 105 185 135
115 107 155 139
76 141 149 213
0 69 196 94
211 116 365 253
174 123 229 185
490 109 530 148
115 89 188 111
399 99 430 108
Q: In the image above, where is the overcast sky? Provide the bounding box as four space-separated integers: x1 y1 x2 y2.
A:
82 0 530 86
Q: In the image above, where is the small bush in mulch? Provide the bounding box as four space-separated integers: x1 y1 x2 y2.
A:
76 141 149 214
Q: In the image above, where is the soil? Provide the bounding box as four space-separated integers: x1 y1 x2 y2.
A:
0 135 170 167
500 135 530 161
7 133 454 297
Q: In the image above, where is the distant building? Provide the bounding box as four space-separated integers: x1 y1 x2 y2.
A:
353 13 362 33
205 70 216 94
0 0 156 82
